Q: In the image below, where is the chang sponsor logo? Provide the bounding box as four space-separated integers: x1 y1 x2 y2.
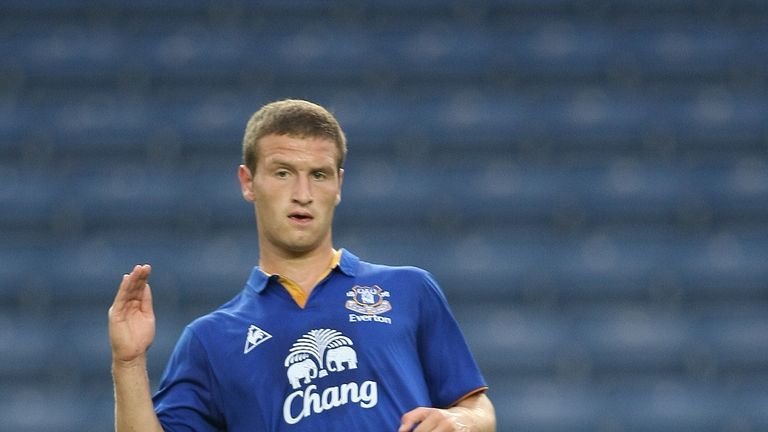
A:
282 329 378 424
283 381 378 425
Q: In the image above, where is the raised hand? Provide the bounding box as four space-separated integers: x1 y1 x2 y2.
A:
108 264 156 364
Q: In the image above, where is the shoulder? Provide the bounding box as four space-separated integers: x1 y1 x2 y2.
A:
341 249 429 281
356 258 434 283
184 288 253 337
353 257 445 301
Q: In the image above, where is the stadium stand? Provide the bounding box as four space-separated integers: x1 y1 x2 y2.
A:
1 0 767 430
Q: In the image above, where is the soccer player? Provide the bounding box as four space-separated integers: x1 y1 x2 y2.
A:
108 99 496 431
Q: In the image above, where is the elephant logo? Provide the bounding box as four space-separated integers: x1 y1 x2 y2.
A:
326 346 357 372
286 359 319 389
284 329 358 388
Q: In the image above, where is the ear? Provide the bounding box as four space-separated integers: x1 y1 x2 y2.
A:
238 165 255 202
335 168 344 205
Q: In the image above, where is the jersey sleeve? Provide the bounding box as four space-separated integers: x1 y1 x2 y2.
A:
153 326 225 432
416 272 488 408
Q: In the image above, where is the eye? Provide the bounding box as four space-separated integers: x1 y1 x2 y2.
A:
312 171 328 180
275 169 290 178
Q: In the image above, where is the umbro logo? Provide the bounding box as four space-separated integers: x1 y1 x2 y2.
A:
243 325 272 354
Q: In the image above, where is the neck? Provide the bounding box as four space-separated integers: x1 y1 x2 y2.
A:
258 245 336 292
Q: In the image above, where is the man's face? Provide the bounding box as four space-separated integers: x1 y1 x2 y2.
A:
238 134 343 256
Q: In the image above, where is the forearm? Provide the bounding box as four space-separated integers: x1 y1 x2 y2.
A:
112 356 164 432
448 393 496 432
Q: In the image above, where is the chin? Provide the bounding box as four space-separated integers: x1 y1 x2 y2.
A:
281 239 324 255
266 228 331 256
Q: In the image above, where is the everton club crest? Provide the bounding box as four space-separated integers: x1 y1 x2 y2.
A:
345 285 392 315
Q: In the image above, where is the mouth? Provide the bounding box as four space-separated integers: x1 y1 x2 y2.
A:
288 212 314 223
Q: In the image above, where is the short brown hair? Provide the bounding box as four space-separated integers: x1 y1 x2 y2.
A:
242 99 347 173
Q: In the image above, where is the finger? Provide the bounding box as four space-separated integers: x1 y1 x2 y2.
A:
140 280 154 315
132 264 152 284
108 274 130 317
411 412 441 432
111 266 140 307
111 264 152 310
127 264 151 289
398 420 416 432
399 407 429 432
127 265 152 303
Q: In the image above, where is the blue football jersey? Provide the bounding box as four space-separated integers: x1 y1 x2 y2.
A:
153 249 487 431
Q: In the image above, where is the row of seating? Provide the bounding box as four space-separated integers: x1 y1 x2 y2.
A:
0 227 766 300
1 160 766 226
2 303 767 379
3 375 767 432
8 24 765 80
4 0 765 15
3 88 766 145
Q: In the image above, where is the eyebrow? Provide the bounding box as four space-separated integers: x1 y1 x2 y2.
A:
266 158 336 173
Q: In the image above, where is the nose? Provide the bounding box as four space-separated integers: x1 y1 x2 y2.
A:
292 174 313 205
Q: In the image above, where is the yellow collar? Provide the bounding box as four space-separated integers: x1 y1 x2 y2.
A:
267 249 342 308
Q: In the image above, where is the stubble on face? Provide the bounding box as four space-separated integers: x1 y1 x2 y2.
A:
247 134 343 258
